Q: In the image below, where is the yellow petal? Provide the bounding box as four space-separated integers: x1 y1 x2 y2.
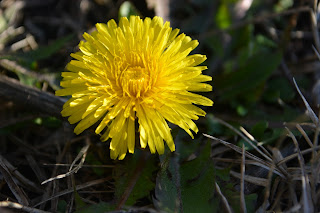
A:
74 109 106 134
127 113 135 154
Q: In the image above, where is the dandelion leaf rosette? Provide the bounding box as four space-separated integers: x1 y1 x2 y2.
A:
56 16 213 160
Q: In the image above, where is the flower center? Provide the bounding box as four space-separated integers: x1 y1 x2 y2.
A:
121 66 149 98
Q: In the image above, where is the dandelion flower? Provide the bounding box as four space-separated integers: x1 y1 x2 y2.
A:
56 16 213 160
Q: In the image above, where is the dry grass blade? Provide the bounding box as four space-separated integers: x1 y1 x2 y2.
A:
312 45 320 60
8 134 51 158
214 158 275 168
42 163 114 168
271 147 289 178
286 127 314 213
277 145 320 166
34 177 111 207
310 9 320 53
240 144 247 213
204 134 284 177
239 126 255 141
25 154 47 183
268 177 280 210
229 170 268 187
69 144 90 172
213 117 273 161
268 180 289 211
261 164 274 212
282 204 302 213
0 201 51 213
0 155 29 206
293 77 318 124
295 124 314 148
1 154 43 193
312 112 320 158
41 144 90 185
215 182 233 213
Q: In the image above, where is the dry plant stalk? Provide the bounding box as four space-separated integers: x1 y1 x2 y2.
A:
204 78 320 212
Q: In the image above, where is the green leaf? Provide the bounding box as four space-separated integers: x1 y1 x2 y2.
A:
174 129 201 160
41 116 62 128
263 77 295 103
0 14 7 34
236 104 248 116
274 0 294 12
227 192 258 213
57 200 67 213
154 154 179 213
205 36 224 57
154 142 218 213
206 114 224 135
251 121 269 139
15 72 37 86
179 142 217 213
75 202 114 213
84 153 105 176
119 1 140 19
216 50 282 102
215 167 231 181
74 189 87 211
180 142 212 183
229 25 252 55
215 3 231 29
245 194 258 213
113 150 157 206
238 121 269 149
255 34 277 49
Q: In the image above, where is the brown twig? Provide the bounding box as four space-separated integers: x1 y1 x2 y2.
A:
0 59 59 90
0 155 29 206
240 144 246 213
0 75 65 118
0 201 51 213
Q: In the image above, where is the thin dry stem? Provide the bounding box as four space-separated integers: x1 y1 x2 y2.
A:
34 177 111 207
41 144 90 185
261 164 275 212
0 155 30 206
277 145 320 166
214 117 272 161
293 78 318 124
240 144 247 213
295 124 314 149
215 182 233 213
0 201 51 213
204 134 284 177
286 127 314 212
230 170 268 187
310 3 320 53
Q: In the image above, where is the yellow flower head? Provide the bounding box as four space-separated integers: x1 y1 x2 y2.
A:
56 16 213 160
